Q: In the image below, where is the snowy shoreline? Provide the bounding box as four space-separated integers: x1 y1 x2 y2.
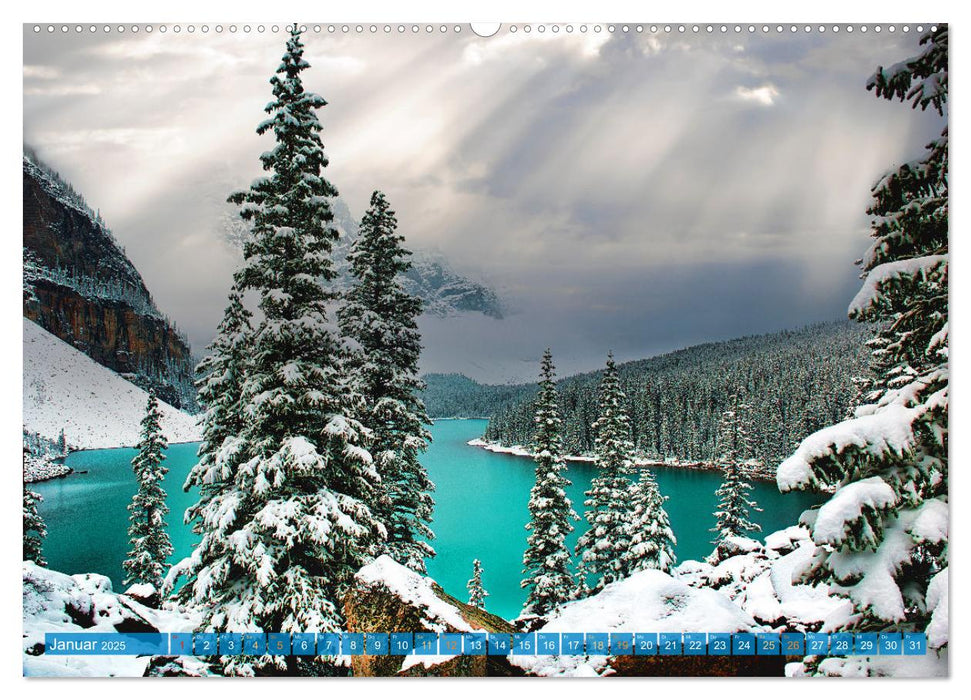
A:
467 439 777 481
430 416 491 421
23 455 73 484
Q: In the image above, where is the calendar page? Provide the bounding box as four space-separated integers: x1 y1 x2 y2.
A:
21 20 948 679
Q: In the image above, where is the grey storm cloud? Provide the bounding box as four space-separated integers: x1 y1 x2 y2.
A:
23 25 945 381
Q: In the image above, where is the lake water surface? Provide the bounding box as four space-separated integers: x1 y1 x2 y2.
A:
35 419 822 620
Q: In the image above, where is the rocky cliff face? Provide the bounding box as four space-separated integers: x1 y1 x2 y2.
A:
23 152 197 410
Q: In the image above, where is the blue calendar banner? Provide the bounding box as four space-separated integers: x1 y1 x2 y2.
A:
194 633 217 655
413 633 437 655
488 633 511 656
267 633 290 655
389 633 413 656
732 633 755 656
537 633 560 655
44 633 168 656
855 633 878 656
903 632 927 656
708 633 731 656
610 633 634 656
318 633 341 656
341 633 365 656
683 633 706 656
879 633 902 655
586 633 609 655
561 633 585 655
634 633 658 656
170 633 194 655
365 632 389 656
292 633 316 656
38 629 930 659
440 633 463 655
806 633 829 655
464 633 488 655
757 634 780 655
781 633 804 656
659 633 682 656
830 633 853 656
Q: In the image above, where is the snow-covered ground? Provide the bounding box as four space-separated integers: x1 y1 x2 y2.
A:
511 568 759 677
23 319 201 450
23 562 199 677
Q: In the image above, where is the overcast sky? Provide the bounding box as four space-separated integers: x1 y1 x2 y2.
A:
23 24 944 382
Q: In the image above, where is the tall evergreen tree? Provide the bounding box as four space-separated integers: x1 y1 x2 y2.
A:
191 288 252 482
338 190 435 573
171 28 382 673
779 26 948 659
521 349 578 618
575 353 636 593
123 392 173 592
623 469 677 573
23 449 47 566
182 287 253 524
467 558 488 609
711 393 761 545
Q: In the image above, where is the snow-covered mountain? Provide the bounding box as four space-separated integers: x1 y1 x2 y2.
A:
23 148 197 410
23 318 200 450
223 196 504 319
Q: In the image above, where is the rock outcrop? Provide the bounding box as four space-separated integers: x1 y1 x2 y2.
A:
344 555 521 677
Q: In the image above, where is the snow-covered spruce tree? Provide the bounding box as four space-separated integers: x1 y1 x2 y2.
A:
779 25 948 658
23 450 47 566
711 393 761 547
192 287 252 479
467 558 488 608
521 349 578 618
23 489 46 565
171 28 382 674
123 392 173 593
175 287 252 600
338 190 434 573
180 288 253 529
575 353 636 594
623 469 676 574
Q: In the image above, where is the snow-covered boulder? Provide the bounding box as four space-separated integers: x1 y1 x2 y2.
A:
708 535 763 565
124 583 160 609
23 562 197 677
344 555 520 677
513 568 767 677
677 526 849 632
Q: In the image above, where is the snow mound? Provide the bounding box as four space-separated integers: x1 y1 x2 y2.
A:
513 569 756 677
23 561 197 677
355 555 473 633
677 526 849 633
23 318 200 449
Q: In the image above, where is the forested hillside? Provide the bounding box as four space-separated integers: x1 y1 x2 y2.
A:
421 373 534 418
473 321 871 468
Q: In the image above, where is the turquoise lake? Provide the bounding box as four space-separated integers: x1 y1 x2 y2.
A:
34 419 822 621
